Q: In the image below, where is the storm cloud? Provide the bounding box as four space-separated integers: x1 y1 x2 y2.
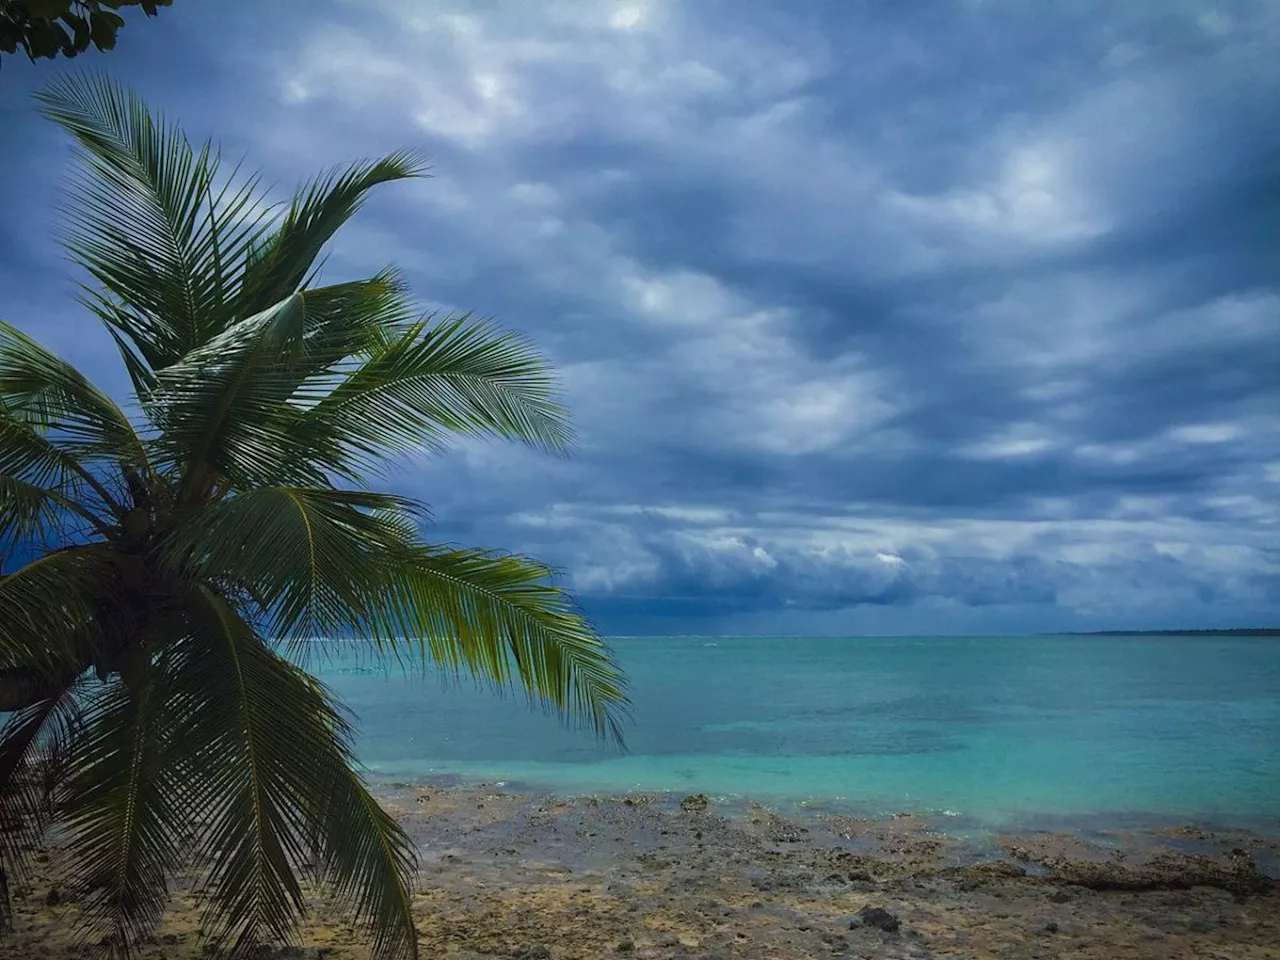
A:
1 0 1276 634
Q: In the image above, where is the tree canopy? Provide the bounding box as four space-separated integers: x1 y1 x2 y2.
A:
0 73 627 959
0 0 171 68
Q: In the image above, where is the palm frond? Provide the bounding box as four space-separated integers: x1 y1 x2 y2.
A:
297 314 574 469
309 758 418 960
0 546 117 671
164 487 626 741
164 486 428 642
177 587 417 958
0 473 89 549
0 321 151 527
35 73 277 373
235 151 428 318
60 666 191 952
149 292 309 497
150 276 422 495
370 546 628 745
0 320 145 465
0 680 81 917
0 412 123 526
178 591 309 956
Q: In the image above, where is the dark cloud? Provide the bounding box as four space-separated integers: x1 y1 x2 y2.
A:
0 0 1276 634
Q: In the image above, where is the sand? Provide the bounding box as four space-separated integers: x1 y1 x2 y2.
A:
2 784 1277 958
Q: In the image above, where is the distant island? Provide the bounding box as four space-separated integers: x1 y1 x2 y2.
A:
1059 628 1280 637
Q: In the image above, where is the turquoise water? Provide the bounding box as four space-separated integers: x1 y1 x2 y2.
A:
313 635 1280 830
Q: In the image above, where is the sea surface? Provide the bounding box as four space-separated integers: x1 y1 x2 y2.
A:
311 634 1280 831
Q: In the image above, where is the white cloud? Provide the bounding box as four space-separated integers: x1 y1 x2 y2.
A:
1169 423 1243 445
962 423 1057 460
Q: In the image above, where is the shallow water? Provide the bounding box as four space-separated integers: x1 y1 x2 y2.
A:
309 634 1280 830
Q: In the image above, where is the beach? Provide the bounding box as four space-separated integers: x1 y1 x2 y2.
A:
4 782 1278 959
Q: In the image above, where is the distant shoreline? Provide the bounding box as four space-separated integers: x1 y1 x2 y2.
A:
1053 628 1280 637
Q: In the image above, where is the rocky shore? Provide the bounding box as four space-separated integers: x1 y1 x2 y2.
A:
3 784 1277 958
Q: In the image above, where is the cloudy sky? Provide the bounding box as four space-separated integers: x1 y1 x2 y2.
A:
1 0 1277 636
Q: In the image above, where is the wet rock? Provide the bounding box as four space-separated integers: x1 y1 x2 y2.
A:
850 905 900 933
44 887 59 906
681 794 710 812
1042 850 1274 894
1047 889 1072 903
949 860 1027 891
513 946 552 960
1040 921 1059 934
616 937 635 952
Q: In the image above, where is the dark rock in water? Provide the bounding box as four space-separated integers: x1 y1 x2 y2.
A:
616 937 635 952
514 946 552 960
681 793 710 812
1040 921 1059 934
1047 889 1072 903
44 887 59 906
850 905 901 933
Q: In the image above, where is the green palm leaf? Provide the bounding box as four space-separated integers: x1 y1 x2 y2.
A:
150 292 311 497
374 546 628 745
308 759 418 960
235 152 428 318
179 590 313 955
0 320 144 463
298 313 574 465
60 665 191 951
148 275 421 495
0 473 83 548
164 487 627 741
178 587 417 958
0 547 116 673
165 486 425 641
35 73 276 375
0 680 81 918
0 319 151 528
0 413 122 529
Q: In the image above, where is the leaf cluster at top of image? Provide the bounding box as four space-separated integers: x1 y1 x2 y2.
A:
0 74 627 960
0 0 171 67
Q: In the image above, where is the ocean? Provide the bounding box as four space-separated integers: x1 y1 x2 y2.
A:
312 634 1280 832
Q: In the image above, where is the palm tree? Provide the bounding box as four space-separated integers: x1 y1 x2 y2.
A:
0 74 626 959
